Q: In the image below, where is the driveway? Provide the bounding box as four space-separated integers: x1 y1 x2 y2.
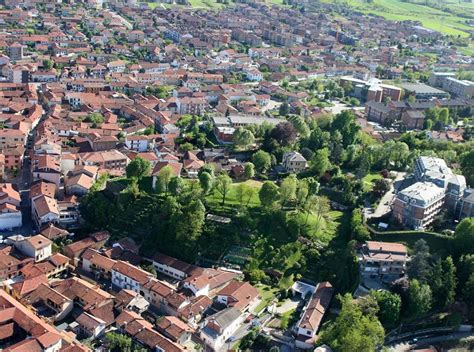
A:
365 172 406 220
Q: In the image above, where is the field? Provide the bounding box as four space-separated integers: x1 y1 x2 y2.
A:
322 0 474 37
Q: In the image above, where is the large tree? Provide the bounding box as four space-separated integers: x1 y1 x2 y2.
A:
320 293 384 352
252 150 272 173
430 256 457 307
270 121 297 146
215 173 232 205
126 156 151 180
370 290 401 328
331 110 360 147
311 148 330 177
259 181 280 207
233 127 255 149
407 239 431 283
408 279 432 318
198 171 214 195
453 217 474 256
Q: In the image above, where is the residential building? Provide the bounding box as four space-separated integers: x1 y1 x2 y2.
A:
295 281 334 349
360 241 408 280
392 182 446 229
282 151 307 173
199 307 243 351
112 260 154 294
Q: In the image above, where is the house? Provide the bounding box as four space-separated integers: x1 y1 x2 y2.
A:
156 316 194 345
401 110 425 130
10 234 52 262
114 289 150 314
360 241 408 280
215 280 260 312
112 260 154 294
75 312 107 339
0 183 22 230
65 173 95 196
200 307 243 351
81 248 116 280
152 253 200 280
282 151 307 173
182 268 237 297
32 155 62 188
24 282 74 322
0 289 64 351
295 281 334 349
63 231 110 263
125 135 151 152
31 195 60 229
182 151 204 178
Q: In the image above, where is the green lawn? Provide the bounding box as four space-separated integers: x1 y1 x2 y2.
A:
206 180 263 211
322 0 474 37
362 172 382 192
255 284 279 313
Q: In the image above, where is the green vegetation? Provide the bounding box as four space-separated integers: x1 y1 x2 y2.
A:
323 0 474 37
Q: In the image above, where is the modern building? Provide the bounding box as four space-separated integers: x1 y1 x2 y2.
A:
400 82 449 100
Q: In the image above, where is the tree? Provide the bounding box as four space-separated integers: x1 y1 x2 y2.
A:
106 332 132 352
311 148 330 177
169 176 184 196
259 181 280 207
430 256 457 307
457 254 474 294
215 173 232 205
84 112 104 127
289 116 310 138
407 239 431 283
453 218 474 256
372 179 390 198
350 209 370 241
155 165 173 194
126 157 151 180
320 293 384 352
198 171 213 195
279 102 289 116
461 151 474 189
236 183 255 207
408 279 432 318
270 121 297 146
370 290 401 327
233 127 255 149
42 59 53 70
252 150 272 173
280 174 297 205
463 273 474 320
244 162 255 180
331 110 360 147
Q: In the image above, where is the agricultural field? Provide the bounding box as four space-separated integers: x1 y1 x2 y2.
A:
323 0 474 37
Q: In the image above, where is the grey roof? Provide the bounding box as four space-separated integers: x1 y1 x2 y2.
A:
229 114 282 126
397 181 445 207
401 83 447 95
208 307 241 330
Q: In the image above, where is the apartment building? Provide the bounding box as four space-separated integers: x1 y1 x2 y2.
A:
360 241 408 280
394 156 471 229
392 182 446 230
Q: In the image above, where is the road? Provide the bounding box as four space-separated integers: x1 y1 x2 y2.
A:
388 332 474 352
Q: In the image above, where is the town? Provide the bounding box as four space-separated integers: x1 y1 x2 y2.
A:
0 0 472 351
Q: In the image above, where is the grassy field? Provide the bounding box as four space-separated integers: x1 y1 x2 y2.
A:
323 0 474 37
362 172 383 192
255 284 280 313
206 180 263 211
